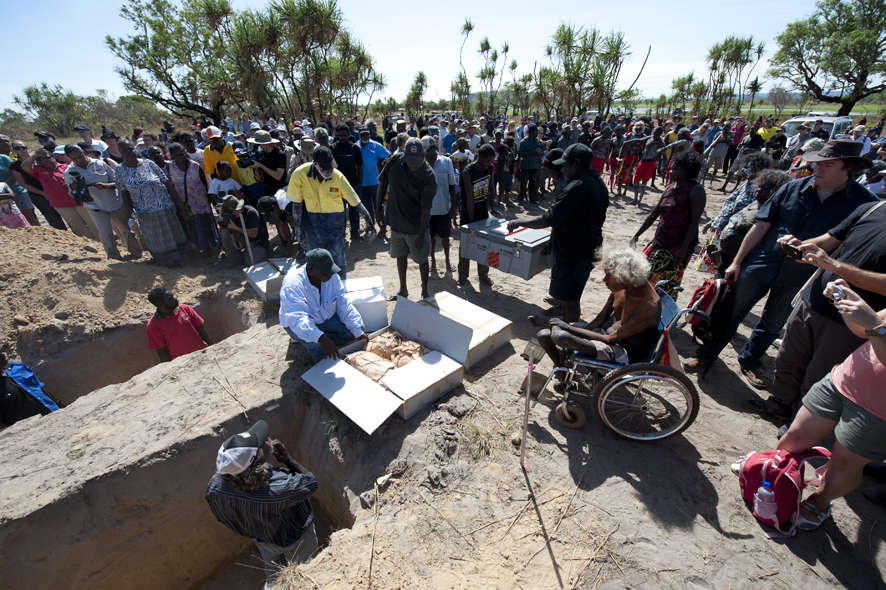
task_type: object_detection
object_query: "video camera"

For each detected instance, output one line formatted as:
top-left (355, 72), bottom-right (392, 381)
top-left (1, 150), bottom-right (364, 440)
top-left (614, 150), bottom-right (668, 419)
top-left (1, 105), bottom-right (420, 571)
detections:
top-left (67, 170), bottom-right (94, 205)
top-left (234, 145), bottom-right (260, 168)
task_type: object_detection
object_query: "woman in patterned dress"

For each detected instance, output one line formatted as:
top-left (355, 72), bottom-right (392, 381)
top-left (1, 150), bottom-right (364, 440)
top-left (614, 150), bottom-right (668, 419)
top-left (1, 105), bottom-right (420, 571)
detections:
top-left (632, 150), bottom-right (707, 300)
top-left (115, 139), bottom-right (191, 264)
top-left (167, 142), bottom-right (220, 253)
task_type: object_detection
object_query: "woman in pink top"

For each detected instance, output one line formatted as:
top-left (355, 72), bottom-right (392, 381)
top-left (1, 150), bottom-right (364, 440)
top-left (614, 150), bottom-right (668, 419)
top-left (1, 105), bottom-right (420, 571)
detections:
top-left (167, 142), bottom-right (220, 253)
top-left (777, 280), bottom-right (886, 530)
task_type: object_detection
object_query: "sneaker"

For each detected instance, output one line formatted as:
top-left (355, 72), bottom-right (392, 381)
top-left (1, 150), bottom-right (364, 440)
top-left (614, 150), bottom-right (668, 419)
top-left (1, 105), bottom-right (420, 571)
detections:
top-left (740, 365), bottom-right (768, 389)
top-left (683, 357), bottom-right (711, 373)
top-left (742, 398), bottom-right (792, 420)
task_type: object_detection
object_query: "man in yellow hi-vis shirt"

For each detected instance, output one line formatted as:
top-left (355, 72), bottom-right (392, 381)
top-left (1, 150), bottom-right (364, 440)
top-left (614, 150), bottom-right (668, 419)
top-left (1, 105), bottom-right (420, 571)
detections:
top-left (286, 146), bottom-right (375, 280)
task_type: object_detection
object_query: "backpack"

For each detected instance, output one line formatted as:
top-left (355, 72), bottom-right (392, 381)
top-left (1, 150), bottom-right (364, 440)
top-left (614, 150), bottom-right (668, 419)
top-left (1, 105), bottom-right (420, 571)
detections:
top-left (686, 278), bottom-right (735, 346)
top-left (733, 447), bottom-right (831, 537)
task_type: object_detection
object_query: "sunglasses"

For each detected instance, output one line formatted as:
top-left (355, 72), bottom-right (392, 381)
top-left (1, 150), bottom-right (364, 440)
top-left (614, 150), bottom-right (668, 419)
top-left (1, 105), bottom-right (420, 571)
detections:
top-left (13, 145), bottom-right (28, 151)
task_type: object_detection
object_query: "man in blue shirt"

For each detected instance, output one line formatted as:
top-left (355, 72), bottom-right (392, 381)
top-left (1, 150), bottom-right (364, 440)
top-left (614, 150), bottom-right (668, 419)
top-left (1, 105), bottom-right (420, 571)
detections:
top-left (206, 420), bottom-right (319, 584)
top-left (684, 140), bottom-right (877, 393)
top-left (358, 126), bottom-right (390, 226)
top-left (705, 120), bottom-right (722, 149)
top-left (278, 248), bottom-right (368, 361)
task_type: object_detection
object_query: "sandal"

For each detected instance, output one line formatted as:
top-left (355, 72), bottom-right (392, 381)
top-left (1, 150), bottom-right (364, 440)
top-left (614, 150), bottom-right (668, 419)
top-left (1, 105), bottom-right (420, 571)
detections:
top-left (797, 501), bottom-right (832, 530)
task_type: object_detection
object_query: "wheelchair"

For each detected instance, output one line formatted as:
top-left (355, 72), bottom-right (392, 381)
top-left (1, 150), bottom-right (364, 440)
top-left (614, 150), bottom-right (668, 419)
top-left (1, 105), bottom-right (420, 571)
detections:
top-left (534, 281), bottom-right (707, 442)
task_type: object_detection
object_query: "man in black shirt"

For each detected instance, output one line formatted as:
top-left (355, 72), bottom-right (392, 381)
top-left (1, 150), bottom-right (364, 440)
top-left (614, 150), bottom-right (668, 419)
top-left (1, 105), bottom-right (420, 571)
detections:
top-left (508, 144), bottom-right (609, 322)
top-left (376, 138), bottom-right (436, 299)
top-left (458, 144), bottom-right (496, 288)
top-left (762, 198), bottom-right (884, 420)
top-left (331, 123), bottom-right (364, 239)
top-left (219, 194), bottom-right (269, 266)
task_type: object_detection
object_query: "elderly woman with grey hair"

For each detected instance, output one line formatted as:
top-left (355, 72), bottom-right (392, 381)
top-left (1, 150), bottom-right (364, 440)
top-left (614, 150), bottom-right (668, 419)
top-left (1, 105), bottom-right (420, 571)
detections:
top-left (535, 246), bottom-right (663, 379)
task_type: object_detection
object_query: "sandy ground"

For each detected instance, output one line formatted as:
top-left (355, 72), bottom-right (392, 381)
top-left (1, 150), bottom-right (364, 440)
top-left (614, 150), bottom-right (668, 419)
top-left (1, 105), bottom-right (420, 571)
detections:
top-left (3, 171), bottom-right (885, 590)
top-left (202, 174), bottom-right (883, 590)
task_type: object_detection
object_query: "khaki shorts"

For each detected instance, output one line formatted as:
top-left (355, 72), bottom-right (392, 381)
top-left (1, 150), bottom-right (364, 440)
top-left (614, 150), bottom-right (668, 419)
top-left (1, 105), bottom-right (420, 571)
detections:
top-left (390, 230), bottom-right (431, 264)
top-left (588, 339), bottom-right (630, 365)
top-left (803, 373), bottom-right (886, 461)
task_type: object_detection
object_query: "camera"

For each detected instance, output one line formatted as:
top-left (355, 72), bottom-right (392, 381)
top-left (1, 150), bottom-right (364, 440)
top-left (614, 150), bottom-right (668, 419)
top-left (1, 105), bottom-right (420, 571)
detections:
top-left (780, 242), bottom-right (802, 259)
top-left (235, 146), bottom-right (260, 168)
top-left (67, 170), bottom-right (94, 205)
top-left (832, 285), bottom-right (844, 307)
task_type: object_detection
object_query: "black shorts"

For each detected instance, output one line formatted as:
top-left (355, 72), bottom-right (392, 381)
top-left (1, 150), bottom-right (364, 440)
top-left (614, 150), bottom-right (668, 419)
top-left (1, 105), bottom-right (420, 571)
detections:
top-left (549, 263), bottom-right (592, 302)
top-left (428, 214), bottom-right (451, 238)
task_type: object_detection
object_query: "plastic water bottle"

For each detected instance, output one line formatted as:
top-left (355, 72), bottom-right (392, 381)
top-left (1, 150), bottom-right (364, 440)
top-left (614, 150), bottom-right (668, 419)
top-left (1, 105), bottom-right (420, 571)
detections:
top-left (754, 480), bottom-right (779, 522)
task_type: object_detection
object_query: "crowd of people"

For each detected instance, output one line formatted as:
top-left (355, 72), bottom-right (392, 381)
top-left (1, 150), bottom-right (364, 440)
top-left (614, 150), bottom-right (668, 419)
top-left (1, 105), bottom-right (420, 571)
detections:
top-left (4, 106), bottom-right (886, 574)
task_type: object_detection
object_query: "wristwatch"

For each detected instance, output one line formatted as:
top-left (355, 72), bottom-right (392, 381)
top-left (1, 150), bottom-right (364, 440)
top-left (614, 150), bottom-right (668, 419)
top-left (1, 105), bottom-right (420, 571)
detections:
top-left (865, 323), bottom-right (886, 338)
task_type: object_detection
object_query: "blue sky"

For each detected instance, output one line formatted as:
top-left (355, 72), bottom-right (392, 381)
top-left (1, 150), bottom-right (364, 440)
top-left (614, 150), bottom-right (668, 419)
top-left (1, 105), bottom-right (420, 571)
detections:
top-left (1, 0), bottom-right (818, 114)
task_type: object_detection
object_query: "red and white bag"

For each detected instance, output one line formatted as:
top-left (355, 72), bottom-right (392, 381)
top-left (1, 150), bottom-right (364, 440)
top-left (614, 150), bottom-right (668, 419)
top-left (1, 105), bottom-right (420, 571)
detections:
top-left (733, 447), bottom-right (831, 537)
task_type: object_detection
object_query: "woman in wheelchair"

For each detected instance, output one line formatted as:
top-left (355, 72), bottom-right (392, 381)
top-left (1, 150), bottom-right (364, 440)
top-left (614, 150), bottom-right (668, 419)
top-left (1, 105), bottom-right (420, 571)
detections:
top-left (536, 246), bottom-right (662, 384)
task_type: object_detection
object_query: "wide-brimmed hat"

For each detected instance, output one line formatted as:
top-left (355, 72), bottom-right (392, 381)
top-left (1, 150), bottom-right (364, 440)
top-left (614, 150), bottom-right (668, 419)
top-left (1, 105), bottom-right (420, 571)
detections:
top-left (298, 138), bottom-right (316, 154)
top-left (247, 130), bottom-right (279, 145)
top-left (802, 139), bottom-right (872, 168)
top-left (221, 194), bottom-right (245, 212)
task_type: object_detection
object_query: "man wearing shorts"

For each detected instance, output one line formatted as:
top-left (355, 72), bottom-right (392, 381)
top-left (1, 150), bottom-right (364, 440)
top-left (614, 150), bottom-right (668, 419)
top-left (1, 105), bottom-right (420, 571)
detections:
top-left (508, 144), bottom-right (609, 322)
top-left (376, 137), bottom-right (436, 299)
top-left (458, 144), bottom-right (497, 288)
top-left (423, 136), bottom-right (457, 274)
top-left (632, 126), bottom-right (665, 204)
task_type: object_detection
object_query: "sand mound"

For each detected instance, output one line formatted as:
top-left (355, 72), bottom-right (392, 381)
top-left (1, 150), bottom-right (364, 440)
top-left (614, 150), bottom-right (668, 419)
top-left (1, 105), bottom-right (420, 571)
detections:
top-left (0, 226), bottom-right (243, 357)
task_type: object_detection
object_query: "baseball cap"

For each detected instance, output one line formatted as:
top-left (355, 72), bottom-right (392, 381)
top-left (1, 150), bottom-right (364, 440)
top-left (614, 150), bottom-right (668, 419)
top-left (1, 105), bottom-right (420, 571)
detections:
top-left (221, 194), bottom-right (245, 212)
top-left (306, 248), bottom-right (341, 274)
top-left (420, 136), bottom-right (437, 151)
top-left (206, 126), bottom-right (223, 140)
top-left (429, 125), bottom-right (439, 136)
top-left (553, 143), bottom-right (592, 166)
top-left (404, 137), bottom-right (424, 164)
top-left (313, 146), bottom-right (335, 170)
top-left (250, 122), bottom-right (261, 130)
top-left (215, 420), bottom-right (270, 475)
top-left (853, 125), bottom-right (866, 132)
top-left (74, 123), bottom-right (90, 132)
top-left (101, 129), bottom-right (117, 139)
top-left (358, 126), bottom-right (370, 135)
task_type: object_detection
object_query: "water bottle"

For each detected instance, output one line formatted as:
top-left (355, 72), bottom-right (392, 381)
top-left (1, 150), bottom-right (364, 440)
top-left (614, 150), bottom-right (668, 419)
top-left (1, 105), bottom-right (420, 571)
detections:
top-left (754, 480), bottom-right (779, 523)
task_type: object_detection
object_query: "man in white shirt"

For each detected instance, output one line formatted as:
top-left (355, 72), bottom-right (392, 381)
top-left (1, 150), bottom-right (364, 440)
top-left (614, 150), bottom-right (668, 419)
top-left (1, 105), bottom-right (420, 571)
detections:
top-left (423, 136), bottom-right (457, 273)
top-left (74, 124), bottom-right (108, 153)
top-left (841, 125), bottom-right (872, 156)
top-left (278, 248), bottom-right (367, 361)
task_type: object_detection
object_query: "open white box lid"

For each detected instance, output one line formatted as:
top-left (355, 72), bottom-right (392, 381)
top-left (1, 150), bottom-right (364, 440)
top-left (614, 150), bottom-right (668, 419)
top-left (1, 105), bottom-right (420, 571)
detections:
top-left (302, 358), bottom-right (403, 435)
top-left (301, 296), bottom-right (473, 433)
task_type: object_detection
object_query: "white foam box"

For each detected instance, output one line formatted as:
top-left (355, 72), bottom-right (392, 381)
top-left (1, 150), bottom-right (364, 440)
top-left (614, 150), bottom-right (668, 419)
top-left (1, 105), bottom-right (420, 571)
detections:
top-left (459, 217), bottom-right (552, 280)
top-left (302, 297), bottom-right (473, 432)
top-left (420, 291), bottom-right (512, 369)
top-left (344, 276), bottom-right (388, 333)
top-left (244, 258), bottom-right (297, 301)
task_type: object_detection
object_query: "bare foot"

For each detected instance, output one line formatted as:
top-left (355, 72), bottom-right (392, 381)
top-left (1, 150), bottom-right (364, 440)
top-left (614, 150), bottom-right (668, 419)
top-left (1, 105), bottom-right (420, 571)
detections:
top-left (389, 290), bottom-right (408, 301)
top-left (444, 260), bottom-right (456, 273)
top-left (430, 259), bottom-right (437, 273)
top-left (420, 290), bottom-right (429, 299)
top-left (527, 315), bottom-right (551, 328)
top-left (479, 276), bottom-right (494, 287)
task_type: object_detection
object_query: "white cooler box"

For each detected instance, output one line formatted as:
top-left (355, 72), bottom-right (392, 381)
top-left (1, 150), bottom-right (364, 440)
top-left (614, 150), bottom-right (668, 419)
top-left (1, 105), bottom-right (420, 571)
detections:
top-left (245, 258), bottom-right (298, 300)
top-left (459, 217), bottom-right (551, 280)
top-left (302, 297), bottom-right (473, 434)
top-left (344, 276), bottom-right (388, 333)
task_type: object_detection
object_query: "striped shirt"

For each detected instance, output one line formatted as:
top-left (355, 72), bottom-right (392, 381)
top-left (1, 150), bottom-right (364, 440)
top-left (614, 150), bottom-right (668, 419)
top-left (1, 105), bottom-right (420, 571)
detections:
top-left (206, 467), bottom-right (318, 546)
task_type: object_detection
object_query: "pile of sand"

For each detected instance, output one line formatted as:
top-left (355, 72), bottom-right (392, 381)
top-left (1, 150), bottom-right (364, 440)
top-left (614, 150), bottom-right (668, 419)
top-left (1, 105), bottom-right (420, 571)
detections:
top-left (0, 226), bottom-right (242, 357)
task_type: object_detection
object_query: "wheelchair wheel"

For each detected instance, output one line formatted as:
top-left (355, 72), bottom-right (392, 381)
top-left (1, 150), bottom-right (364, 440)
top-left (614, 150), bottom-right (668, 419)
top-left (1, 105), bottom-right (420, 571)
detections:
top-left (592, 363), bottom-right (699, 442)
top-left (555, 403), bottom-right (586, 429)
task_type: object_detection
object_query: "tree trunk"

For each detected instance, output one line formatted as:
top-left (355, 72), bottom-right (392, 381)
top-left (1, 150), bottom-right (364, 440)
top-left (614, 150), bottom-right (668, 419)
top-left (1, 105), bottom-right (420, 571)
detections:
top-left (836, 101), bottom-right (856, 117)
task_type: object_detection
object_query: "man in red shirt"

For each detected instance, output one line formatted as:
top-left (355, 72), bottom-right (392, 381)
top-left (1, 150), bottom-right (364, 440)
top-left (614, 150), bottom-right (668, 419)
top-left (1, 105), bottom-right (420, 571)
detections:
top-left (146, 288), bottom-right (214, 362)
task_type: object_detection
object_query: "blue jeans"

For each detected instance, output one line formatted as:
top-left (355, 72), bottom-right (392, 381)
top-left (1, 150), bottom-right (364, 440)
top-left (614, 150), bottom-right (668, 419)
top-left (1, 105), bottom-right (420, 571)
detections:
top-left (302, 210), bottom-right (347, 280)
top-left (695, 273), bottom-right (800, 369)
top-left (284, 313), bottom-right (360, 359)
top-left (253, 523), bottom-right (318, 582)
top-left (242, 181), bottom-right (265, 208)
top-left (346, 183), bottom-right (363, 236)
